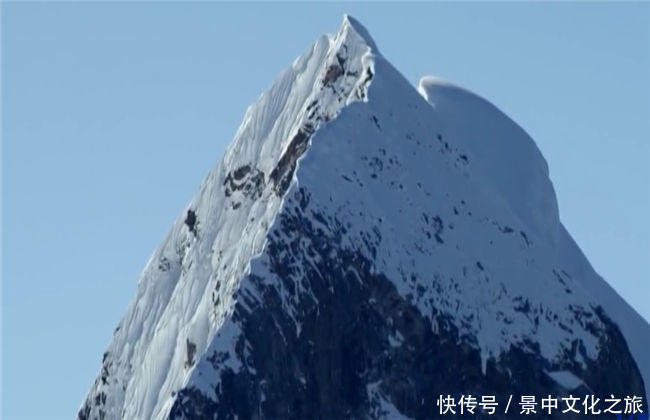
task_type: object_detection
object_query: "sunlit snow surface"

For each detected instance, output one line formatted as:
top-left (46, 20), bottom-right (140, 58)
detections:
top-left (81, 16), bottom-right (649, 420)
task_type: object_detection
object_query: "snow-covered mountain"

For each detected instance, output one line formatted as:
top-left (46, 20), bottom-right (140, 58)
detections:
top-left (80, 16), bottom-right (648, 419)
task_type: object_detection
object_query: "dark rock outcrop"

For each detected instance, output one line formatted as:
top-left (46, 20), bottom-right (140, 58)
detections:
top-left (169, 190), bottom-right (646, 420)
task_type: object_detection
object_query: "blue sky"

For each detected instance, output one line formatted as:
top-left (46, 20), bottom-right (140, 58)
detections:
top-left (2, 2), bottom-right (648, 419)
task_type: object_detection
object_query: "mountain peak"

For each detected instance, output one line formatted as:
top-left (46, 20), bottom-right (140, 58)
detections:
top-left (339, 14), bottom-right (379, 53)
top-left (80, 17), bottom-right (649, 420)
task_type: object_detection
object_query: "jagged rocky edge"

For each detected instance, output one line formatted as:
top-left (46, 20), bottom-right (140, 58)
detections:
top-left (79, 15), bottom-right (378, 420)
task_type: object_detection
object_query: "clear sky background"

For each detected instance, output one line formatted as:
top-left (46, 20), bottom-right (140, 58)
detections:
top-left (2, 2), bottom-right (648, 419)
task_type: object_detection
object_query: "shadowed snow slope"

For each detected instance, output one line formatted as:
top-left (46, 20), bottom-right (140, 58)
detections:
top-left (80, 16), bottom-right (648, 420)
top-left (417, 76), bottom-right (559, 244)
top-left (418, 76), bottom-right (649, 400)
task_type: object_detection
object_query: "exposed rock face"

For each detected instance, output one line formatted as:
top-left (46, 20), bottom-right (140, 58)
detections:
top-left (169, 192), bottom-right (645, 419)
top-left (223, 165), bottom-right (265, 209)
top-left (80, 15), bottom-right (648, 420)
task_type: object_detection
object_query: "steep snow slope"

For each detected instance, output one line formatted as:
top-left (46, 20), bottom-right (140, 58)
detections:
top-left (81, 16), bottom-right (376, 420)
top-left (417, 76), bottom-right (559, 244)
top-left (81, 16), bottom-right (648, 420)
top-left (417, 76), bottom-right (650, 399)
